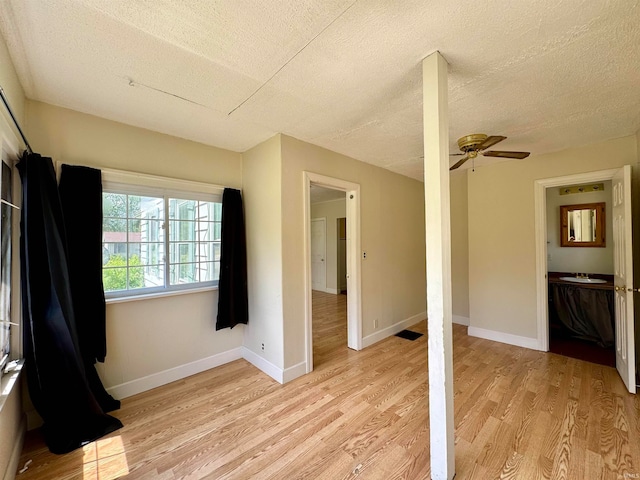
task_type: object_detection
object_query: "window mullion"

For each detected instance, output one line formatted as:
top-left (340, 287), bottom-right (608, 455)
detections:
top-left (164, 196), bottom-right (170, 289)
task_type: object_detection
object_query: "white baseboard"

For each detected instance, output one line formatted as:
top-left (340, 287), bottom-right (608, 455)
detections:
top-left (283, 361), bottom-right (307, 383)
top-left (453, 315), bottom-right (470, 326)
top-left (468, 326), bottom-right (541, 350)
top-left (362, 311), bottom-right (427, 348)
top-left (107, 348), bottom-right (243, 399)
top-left (241, 347), bottom-right (285, 384)
top-left (4, 415), bottom-right (25, 480)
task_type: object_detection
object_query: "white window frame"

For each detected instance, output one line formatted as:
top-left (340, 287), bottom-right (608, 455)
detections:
top-left (100, 168), bottom-right (225, 302)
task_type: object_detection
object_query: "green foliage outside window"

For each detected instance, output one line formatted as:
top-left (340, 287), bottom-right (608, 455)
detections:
top-left (102, 254), bottom-right (144, 291)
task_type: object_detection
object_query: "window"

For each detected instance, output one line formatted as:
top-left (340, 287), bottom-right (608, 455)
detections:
top-left (101, 169), bottom-right (223, 298)
top-left (0, 158), bottom-right (14, 373)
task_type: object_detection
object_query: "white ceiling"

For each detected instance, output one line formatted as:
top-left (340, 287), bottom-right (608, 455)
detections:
top-left (1, 1), bottom-right (639, 181)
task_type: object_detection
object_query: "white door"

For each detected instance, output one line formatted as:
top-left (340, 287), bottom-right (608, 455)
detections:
top-left (613, 165), bottom-right (636, 394)
top-left (311, 218), bottom-right (326, 291)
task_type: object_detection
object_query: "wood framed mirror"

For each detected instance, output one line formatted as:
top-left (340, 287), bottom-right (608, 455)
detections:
top-left (560, 202), bottom-right (606, 247)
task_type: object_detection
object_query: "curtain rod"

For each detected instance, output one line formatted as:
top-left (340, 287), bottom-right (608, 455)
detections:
top-left (0, 85), bottom-right (32, 154)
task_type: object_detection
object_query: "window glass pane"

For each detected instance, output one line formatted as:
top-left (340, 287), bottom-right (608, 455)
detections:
top-left (170, 263), bottom-right (198, 285)
top-left (136, 219), bottom-right (163, 242)
top-left (214, 222), bottom-right (221, 240)
top-left (170, 221), bottom-right (195, 242)
top-left (128, 266), bottom-right (145, 290)
top-left (198, 261), bottom-right (219, 282)
top-left (103, 193), bottom-right (127, 218)
top-left (213, 202), bottom-right (222, 222)
top-left (103, 217), bottom-right (127, 235)
top-left (175, 242), bottom-right (194, 264)
top-left (103, 266), bottom-right (127, 292)
top-left (143, 265), bottom-right (164, 288)
top-left (128, 243), bottom-right (141, 260)
top-left (102, 243), bottom-right (128, 265)
top-left (130, 243), bottom-right (164, 266)
top-left (195, 222), bottom-right (215, 242)
top-left (129, 195), bottom-right (163, 218)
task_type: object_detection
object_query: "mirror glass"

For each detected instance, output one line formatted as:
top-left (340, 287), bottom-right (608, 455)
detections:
top-left (560, 202), bottom-right (605, 247)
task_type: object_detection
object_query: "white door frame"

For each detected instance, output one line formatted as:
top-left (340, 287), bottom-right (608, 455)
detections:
top-left (303, 172), bottom-right (362, 373)
top-left (310, 217), bottom-right (327, 291)
top-left (534, 168), bottom-right (619, 351)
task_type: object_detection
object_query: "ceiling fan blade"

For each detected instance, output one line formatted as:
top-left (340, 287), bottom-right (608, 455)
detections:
top-left (449, 155), bottom-right (470, 171)
top-left (478, 136), bottom-right (506, 150)
top-left (482, 150), bottom-right (530, 159)
top-left (450, 153), bottom-right (465, 156)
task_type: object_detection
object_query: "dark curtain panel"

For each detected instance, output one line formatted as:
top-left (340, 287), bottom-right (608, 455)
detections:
top-left (59, 164), bottom-right (120, 413)
top-left (216, 188), bottom-right (248, 330)
top-left (550, 283), bottom-right (614, 347)
top-left (18, 153), bottom-right (122, 454)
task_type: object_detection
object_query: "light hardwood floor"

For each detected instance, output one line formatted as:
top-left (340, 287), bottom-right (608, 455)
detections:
top-left (17, 291), bottom-right (640, 479)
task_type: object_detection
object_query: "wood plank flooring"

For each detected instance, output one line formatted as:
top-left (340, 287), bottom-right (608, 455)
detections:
top-left (17, 291), bottom-right (640, 479)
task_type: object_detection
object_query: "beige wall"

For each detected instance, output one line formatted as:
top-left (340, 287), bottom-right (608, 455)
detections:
top-left (25, 101), bottom-right (245, 391)
top-left (242, 135), bottom-right (284, 368)
top-left (311, 198), bottom-right (346, 292)
top-left (280, 135), bottom-right (426, 368)
top-left (468, 136), bottom-right (637, 339)
top-left (0, 32), bottom-right (25, 480)
top-left (546, 182), bottom-right (613, 274)
top-left (450, 171), bottom-right (469, 320)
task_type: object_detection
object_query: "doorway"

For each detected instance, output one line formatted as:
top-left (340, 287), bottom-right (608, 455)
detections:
top-left (535, 167), bottom-right (636, 393)
top-left (303, 172), bottom-right (362, 374)
top-left (545, 180), bottom-right (614, 367)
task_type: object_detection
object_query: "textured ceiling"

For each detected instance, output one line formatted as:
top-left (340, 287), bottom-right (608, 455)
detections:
top-left (1, 0), bottom-right (639, 180)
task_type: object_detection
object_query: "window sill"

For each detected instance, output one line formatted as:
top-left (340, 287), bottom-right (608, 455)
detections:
top-left (0, 358), bottom-right (24, 414)
top-left (105, 285), bottom-right (218, 304)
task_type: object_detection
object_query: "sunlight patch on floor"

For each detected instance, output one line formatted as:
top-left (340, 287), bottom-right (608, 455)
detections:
top-left (81, 435), bottom-right (129, 480)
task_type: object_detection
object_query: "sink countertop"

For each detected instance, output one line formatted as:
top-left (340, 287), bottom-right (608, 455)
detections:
top-left (548, 271), bottom-right (614, 290)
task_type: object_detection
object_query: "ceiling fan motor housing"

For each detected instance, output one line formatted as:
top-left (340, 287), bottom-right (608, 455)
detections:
top-left (457, 133), bottom-right (488, 152)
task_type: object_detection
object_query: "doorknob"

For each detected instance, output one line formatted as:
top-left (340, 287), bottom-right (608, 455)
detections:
top-left (630, 287), bottom-right (640, 293)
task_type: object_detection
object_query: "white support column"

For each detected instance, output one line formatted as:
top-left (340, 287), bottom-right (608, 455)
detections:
top-left (422, 51), bottom-right (455, 480)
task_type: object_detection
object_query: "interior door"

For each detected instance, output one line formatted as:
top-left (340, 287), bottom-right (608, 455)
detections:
top-left (613, 165), bottom-right (636, 394)
top-left (311, 218), bottom-right (326, 291)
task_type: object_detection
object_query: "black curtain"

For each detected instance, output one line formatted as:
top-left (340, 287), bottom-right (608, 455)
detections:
top-left (216, 188), bottom-right (248, 330)
top-left (19, 153), bottom-right (122, 454)
top-left (59, 164), bottom-right (120, 412)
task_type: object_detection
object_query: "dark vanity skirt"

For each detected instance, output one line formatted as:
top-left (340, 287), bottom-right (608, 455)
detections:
top-left (549, 283), bottom-right (614, 348)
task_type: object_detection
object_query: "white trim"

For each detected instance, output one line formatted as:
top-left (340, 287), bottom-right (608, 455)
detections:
top-left (283, 361), bottom-right (307, 383)
top-left (241, 347), bottom-right (284, 384)
top-left (56, 162), bottom-right (227, 195)
top-left (452, 315), bottom-right (470, 326)
top-left (4, 415), bottom-right (25, 480)
top-left (303, 172), bottom-right (362, 375)
top-left (534, 168), bottom-right (619, 353)
top-left (106, 347), bottom-right (243, 399)
top-left (468, 326), bottom-right (542, 350)
top-left (362, 311), bottom-right (426, 348)
top-left (0, 359), bottom-right (23, 414)
top-left (105, 285), bottom-right (217, 304)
